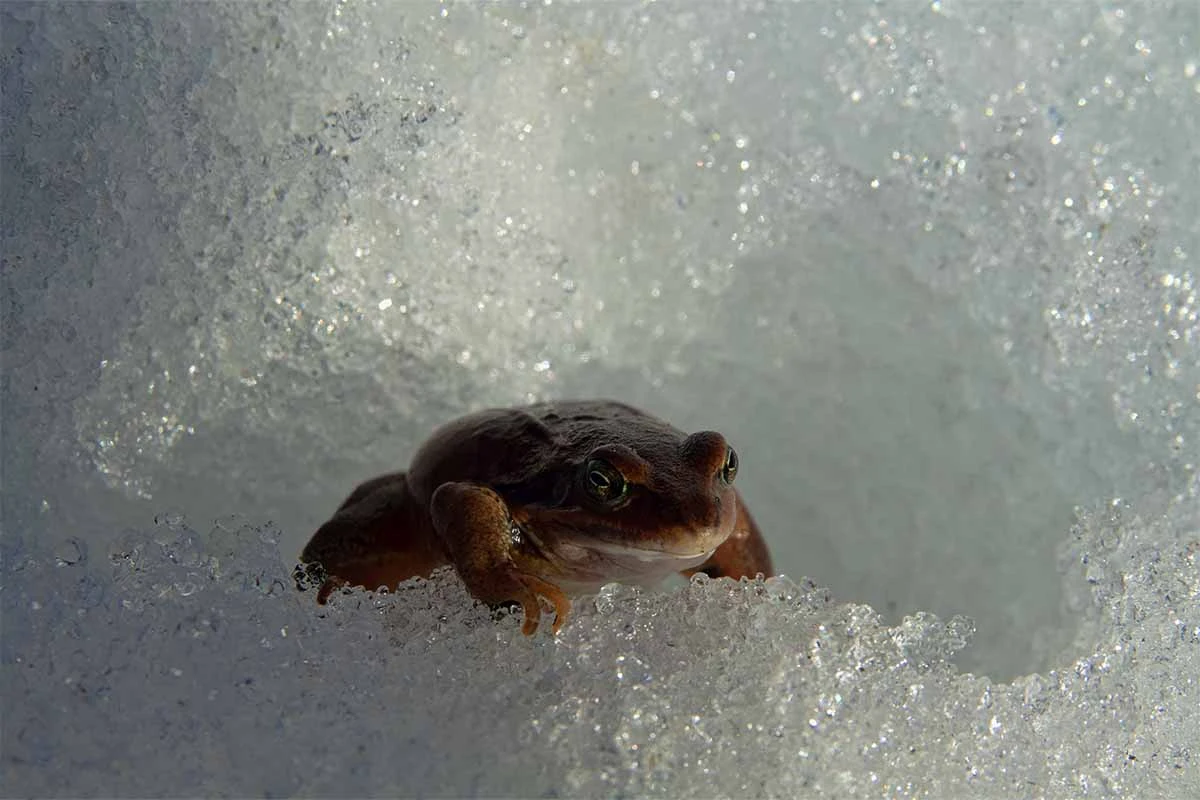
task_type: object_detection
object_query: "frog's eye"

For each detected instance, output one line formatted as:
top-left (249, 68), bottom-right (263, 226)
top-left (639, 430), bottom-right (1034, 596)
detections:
top-left (584, 458), bottom-right (628, 504)
top-left (720, 446), bottom-right (739, 485)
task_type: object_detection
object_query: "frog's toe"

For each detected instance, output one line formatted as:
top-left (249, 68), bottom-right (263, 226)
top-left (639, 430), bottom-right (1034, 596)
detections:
top-left (490, 572), bottom-right (569, 635)
top-left (517, 574), bottom-right (571, 635)
top-left (516, 594), bottom-right (542, 636)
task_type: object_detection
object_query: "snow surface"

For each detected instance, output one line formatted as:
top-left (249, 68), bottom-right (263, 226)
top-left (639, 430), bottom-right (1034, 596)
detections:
top-left (2, 1), bottom-right (1197, 796)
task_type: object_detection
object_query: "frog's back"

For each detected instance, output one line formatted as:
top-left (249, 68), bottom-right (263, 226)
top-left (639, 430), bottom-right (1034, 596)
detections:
top-left (406, 400), bottom-right (675, 503)
top-left (524, 399), bottom-right (688, 456)
top-left (525, 398), bottom-right (648, 424)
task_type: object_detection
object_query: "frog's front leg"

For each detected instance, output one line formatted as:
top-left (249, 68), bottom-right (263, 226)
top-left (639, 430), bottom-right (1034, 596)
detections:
top-left (430, 481), bottom-right (570, 635)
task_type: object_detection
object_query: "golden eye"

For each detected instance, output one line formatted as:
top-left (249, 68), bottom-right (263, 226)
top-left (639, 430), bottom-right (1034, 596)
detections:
top-left (584, 459), bottom-right (627, 504)
top-left (721, 447), bottom-right (739, 485)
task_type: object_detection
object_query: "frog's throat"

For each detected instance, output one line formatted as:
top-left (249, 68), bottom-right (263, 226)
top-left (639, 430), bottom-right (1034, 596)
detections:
top-left (517, 523), bottom-right (720, 583)
top-left (520, 531), bottom-right (716, 595)
top-left (580, 538), bottom-right (718, 563)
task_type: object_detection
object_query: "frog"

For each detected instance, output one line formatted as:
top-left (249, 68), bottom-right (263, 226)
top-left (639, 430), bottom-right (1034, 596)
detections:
top-left (299, 399), bottom-right (774, 634)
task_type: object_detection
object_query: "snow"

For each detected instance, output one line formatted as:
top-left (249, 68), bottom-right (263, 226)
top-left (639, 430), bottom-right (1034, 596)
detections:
top-left (4, 508), bottom-right (1196, 796)
top-left (2, 1), bottom-right (1197, 796)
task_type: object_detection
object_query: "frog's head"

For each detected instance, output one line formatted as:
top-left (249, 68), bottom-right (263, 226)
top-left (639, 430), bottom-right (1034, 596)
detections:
top-left (510, 428), bottom-right (742, 591)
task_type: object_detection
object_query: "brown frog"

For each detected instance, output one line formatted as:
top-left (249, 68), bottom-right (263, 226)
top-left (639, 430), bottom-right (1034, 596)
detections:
top-left (300, 400), bottom-right (774, 633)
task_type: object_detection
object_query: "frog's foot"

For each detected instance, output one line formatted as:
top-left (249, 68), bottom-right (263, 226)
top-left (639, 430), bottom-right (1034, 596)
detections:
top-left (431, 481), bottom-right (570, 635)
top-left (482, 572), bottom-right (571, 635)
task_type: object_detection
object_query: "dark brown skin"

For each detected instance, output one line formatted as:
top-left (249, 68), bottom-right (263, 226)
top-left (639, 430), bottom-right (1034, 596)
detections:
top-left (300, 400), bottom-right (774, 634)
